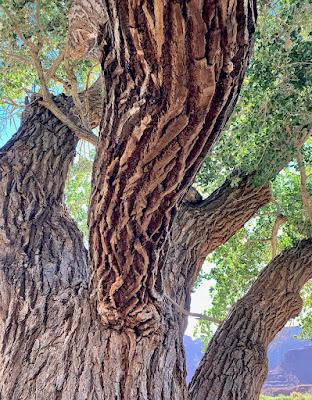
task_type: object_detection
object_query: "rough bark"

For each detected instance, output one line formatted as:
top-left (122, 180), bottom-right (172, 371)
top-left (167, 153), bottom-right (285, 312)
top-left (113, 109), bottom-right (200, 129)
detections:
top-left (0, 98), bottom-right (109, 399)
top-left (3, 1), bottom-right (308, 400)
top-left (164, 176), bottom-right (272, 311)
top-left (189, 238), bottom-right (312, 400)
top-left (84, 1), bottom-right (257, 397)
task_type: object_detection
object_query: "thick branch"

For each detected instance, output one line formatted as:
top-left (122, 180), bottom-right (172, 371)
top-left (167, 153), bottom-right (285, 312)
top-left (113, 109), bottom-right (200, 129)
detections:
top-left (189, 238), bottom-right (312, 400)
top-left (164, 176), bottom-right (272, 305)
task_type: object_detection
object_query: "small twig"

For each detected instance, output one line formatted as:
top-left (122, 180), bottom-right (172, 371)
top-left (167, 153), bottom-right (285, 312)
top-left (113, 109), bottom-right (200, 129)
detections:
top-left (35, 0), bottom-right (43, 49)
top-left (46, 48), bottom-right (66, 81)
top-left (0, 5), bottom-right (35, 50)
top-left (65, 61), bottom-right (92, 131)
top-left (164, 293), bottom-right (222, 324)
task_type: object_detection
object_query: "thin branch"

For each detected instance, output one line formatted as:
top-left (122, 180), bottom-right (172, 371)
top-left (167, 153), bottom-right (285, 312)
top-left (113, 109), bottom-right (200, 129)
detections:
top-left (65, 61), bottom-right (92, 131)
top-left (271, 213), bottom-right (288, 258)
top-left (35, 0), bottom-right (43, 49)
top-left (164, 293), bottom-right (222, 324)
top-left (46, 49), bottom-right (66, 81)
top-left (0, 3), bottom-right (98, 146)
top-left (0, 49), bottom-right (32, 64)
top-left (0, 5), bottom-right (35, 50)
top-left (39, 100), bottom-right (98, 146)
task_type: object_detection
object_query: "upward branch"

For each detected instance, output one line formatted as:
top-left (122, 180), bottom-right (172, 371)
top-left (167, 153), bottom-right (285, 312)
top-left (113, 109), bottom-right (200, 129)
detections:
top-left (189, 238), bottom-right (312, 400)
top-left (0, 3), bottom-right (98, 146)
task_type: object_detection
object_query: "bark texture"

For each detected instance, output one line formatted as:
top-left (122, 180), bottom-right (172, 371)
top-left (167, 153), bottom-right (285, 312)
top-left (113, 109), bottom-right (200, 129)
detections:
top-left (84, 0), bottom-right (255, 365)
top-left (189, 238), bottom-right (312, 400)
top-left (164, 176), bottom-right (272, 311)
top-left (84, 1), bottom-right (257, 397)
top-left (2, 1), bottom-right (310, 400)
top-left (0, 99), bottom-right (108, 399)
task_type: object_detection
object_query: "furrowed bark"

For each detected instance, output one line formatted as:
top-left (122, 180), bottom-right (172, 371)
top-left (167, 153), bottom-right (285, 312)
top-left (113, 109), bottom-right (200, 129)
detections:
top-left (164, 176), bottom-right (272, 310)
top-left (89, 0), bottom-right (256, 329)
top-left (79, 1), bottom-right (257, 397)
top-left (189, 238), bottom-right (312, 400)
top-left (0, 98), bottom-right (108, 399)
top-left (0, 97), bottom-right (190, 399)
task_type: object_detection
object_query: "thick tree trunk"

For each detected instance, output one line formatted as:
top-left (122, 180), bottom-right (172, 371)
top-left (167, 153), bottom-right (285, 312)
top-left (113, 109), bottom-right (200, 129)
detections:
top-left (0, 99), bottom-right (109, 399)
top-left (3, 1), bottom-right (310, 400)
top-left (189, 239), bottom-right (312, 400)
top-left (0, 97), bottom-right (309, 400)
top-left (86, 1), bottom-right (256, 397)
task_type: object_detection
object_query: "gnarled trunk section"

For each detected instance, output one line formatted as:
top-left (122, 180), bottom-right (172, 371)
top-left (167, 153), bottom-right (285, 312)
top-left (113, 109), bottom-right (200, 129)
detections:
top-left (87, 1), bottom-right (257, 396)
top-left (2, 1), bottom-right (311, 400)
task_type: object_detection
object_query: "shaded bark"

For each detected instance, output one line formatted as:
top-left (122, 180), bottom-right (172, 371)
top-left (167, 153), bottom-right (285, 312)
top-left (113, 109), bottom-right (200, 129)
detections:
top-left (3, 1), bottom-right (309, 400)
top-left (189, 238), bottom-right (312, 400)
top-left (0, 99), bottom-right (108, 399)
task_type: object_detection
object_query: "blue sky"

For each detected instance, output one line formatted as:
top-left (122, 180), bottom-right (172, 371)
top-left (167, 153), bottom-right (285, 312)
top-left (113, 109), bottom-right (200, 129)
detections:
top-left (0, 110), bottom-right (20, 146)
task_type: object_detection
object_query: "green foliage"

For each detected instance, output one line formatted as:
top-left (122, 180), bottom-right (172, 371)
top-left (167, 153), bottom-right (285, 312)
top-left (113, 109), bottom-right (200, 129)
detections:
top-left (196, 0), bottom-right (312, 194)
top-left (195, 0), bottom-right (312, 344)
top-left (0, 0), bottom-right (70, 103)
top-left (0, 0), bottom-right (100, 108)
top-left (195, 149), bottom-right (312, 345)
top-left (64, 145), bottom-right (94, 240)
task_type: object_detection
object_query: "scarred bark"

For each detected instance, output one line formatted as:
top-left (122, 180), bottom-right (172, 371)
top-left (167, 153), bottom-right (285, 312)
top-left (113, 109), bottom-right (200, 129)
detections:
top-left (189, 238), bottom-right (312, 400)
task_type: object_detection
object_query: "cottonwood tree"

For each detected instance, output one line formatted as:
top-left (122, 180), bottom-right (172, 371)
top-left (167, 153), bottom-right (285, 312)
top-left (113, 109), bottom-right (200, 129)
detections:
top-left (0, 0), bottom-right (311, 399)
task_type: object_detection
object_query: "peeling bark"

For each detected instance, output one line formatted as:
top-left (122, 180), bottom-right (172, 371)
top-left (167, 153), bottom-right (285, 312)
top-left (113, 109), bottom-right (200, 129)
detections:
top-left (189, 238), bottom-right (312, 400)
top-left (89, 0), bottom-right (256, 332)
top-left (2, 1), bottom-right (308, 400)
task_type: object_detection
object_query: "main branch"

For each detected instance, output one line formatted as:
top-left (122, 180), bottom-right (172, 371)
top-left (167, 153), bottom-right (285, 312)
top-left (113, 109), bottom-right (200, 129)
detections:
top-left (189, 238), bottom-right (312, 400)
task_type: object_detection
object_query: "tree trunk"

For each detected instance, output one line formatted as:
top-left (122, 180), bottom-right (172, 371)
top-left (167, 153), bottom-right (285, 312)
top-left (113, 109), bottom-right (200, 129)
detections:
top-left (2, 1), bottom-right (311, 400)
top-left (86, 1), bottom-right (256, 396)
top-left (0, 98), bottom-right (109, 399)
top-left (0, 95), bottom-right (310, 400)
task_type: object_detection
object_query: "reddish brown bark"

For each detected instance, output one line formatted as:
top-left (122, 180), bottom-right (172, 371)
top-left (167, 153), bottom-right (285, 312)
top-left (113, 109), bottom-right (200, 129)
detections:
top-left (89, 0), bottom-right (256, 334)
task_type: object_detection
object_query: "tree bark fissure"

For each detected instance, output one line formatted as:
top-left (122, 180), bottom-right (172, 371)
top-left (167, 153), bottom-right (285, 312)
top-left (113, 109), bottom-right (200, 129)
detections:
top-left (0, 99), bottom-right (110, 400)
top-left (165, 176), bottom-right (272, 306)
top-left (2, 1), bottom-right (310, 400)
top-left (89, 0), bottom-right (257, 335)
